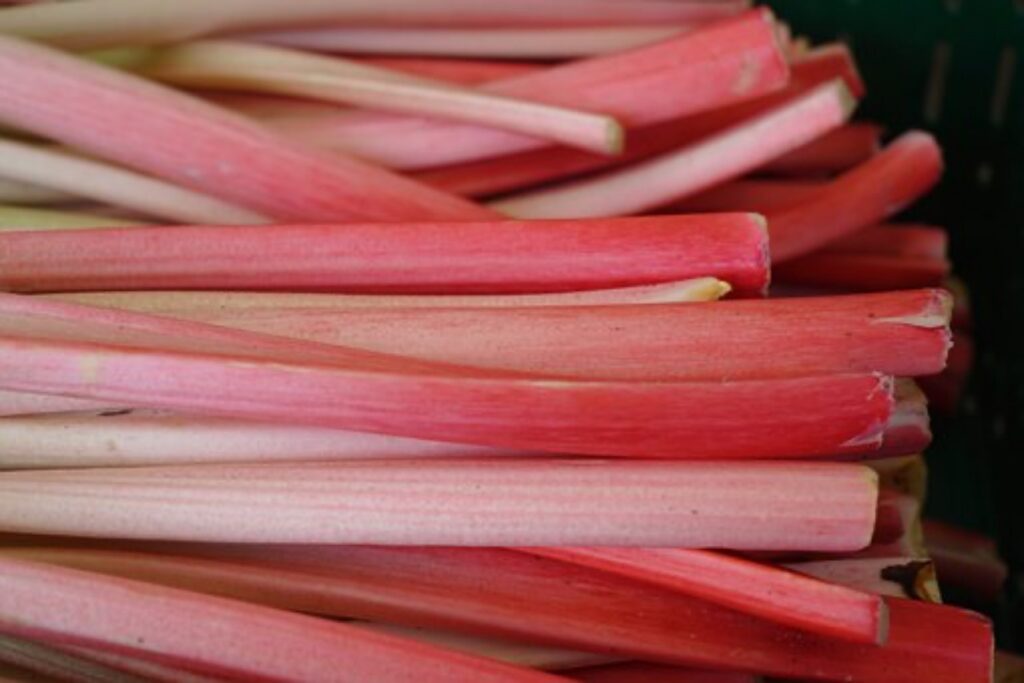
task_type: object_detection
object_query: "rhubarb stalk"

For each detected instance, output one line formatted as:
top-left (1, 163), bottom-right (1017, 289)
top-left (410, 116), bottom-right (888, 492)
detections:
top-left (526, 547), bottom-right (887, 643)
top-left (0, 556), bottom-right (562, 682)
top-left (0, 34), bottom-right (493, 222)
top-left (66, 289), bottom-right (952, 381)
top-left (0, 459), bottom-right (880, 549)
top-left (492, 80), bottom-right (855, 218)
top-left (0, 214), bottom-right (770, 295)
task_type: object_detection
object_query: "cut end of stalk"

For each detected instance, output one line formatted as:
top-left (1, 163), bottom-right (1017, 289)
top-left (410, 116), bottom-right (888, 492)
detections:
top-left (604, 118), bottom-right (626, 156)
top-left (873, 288), bottom-right (953, 329)
top-left (748, 212), bottom-right (772, 294)
top-left (840, 374), bottom-right (894, 452)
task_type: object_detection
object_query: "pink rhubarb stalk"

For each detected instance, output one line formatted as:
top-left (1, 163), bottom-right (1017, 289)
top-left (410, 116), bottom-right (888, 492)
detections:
top-left (416, 50), bottom-right (858, 197)
top-left (0, 410), bottom-right (525, 469)
top-left (0, 293), bottom-right (893, 459)
top-left (357, 57), bottom-right (541, 85)
top-left (77, 288), bottom-right (953, 381)
top-left (138, 40), bottom-right (624, 154)
top-left (271, 10), bottom-right (790, 170)
top-left (0, 390), bottom-right (116, 418)
top-left (0, 459), bottom-right (880, 549)
top-left (0, 544), bottom-right (992, 682)
top-left (0, 0), bottom-right (747, 49)
top-left (0, 556), bottom-right (560, 682)
top-left (0, 34), bottom-right (493, 222)
top-left (786, 557), bottom-right (941, 602)
top-left (491, 80), bottom-right (855, 218)
top-left (0, 214), bottom-right (770, 295)
top-left (248, 25), bottom-right (689, 60)
top-left (0, 138), bottom-right (266, 225)
top-left (526, 547), bottom-right (887, 643)
top-left (768, 131), bottom-right (944, 261)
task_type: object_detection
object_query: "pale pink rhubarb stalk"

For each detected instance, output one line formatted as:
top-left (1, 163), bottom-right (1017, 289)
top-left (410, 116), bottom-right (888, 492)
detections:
top-left (50, 277), bottom-right (731, 314)
top-left (570, 663), bottom-right (758, 683)
top-left (74, 289), bottom-right (954, 382)
top-left (492, 80), bottom-right (854, 219)
top-left (0, 138), bottom-right (266, 224)
top-left (247, 25), bottom-right (689, 60)
top-left (271, 10), bottom-right (790, 169)
top-left (0, 545), bottom-right (993, 683)
top-left (0, 293), bottom-right (893, 459)
top-left (357, 57), bottom-right (541, 85)
top-left (0, 214), bottom-right (770, 295)
top-left (769, 131), bottom-right (944, 261)
top-left (526, 547), bottom-right (887, 643)
top-left (759, 121), bottom-right (881, 174)
top-left (786, 557), bottom-right (941, 602)
top-left (0, 410), bottom-right (527, 469)
top-left (0, 389), bottom-right (116, 417)
top-left (0, 0), bottom-right (747, 49)
top-left (0, 35), bottom-right (493, 222)
top-left (0, 459), bottom-right (880, 549)
top-left (137, 40), bottom-right (625, 154)
top-left (775, 252), bottom-right (951, 292)
top-left (0, 557), bottom-right (562, 682)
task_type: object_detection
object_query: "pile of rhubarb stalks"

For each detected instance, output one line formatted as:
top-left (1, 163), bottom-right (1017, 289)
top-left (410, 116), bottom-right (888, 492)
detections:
top-left (0, 1), bottom-right (999, 681)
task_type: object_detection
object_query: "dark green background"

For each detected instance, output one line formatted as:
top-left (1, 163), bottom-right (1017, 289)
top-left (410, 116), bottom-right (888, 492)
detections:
top-left (769, 0), bottom-right (1023, 649)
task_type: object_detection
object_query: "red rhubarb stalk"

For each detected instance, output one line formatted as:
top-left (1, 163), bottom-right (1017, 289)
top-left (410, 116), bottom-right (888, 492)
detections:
top-left (785, 557), bottom-right (941, 601)
top-left (492, 80), bottom-right (854, 218)
top-left (0, 459), bottom-right (880, 549)
top-left (525, 547), bottom-right (887, 643)
top-left (272, 10), bottom-right (789, 170)
top-left (768, 131), bottom-right (944, 261)
top-left (137, 40), bottom-right (625, 154)
top-left (0, 556), bottom-right (561, 682)
top-left (78, 289), bottom-right (952, 381)
top-left (666, 178), bottom-right (824, 213)
top-left (0, 35), bottom-right (493, 222)
top-left (826, 224), bottom-right (949, 260)
top-left (0, 138), bottom-right (266, 225)
top-left (570, 663), bottom-right (757, 683)
top-left (248, 25), bottom-right (690, 60)
top-left (0, 0), bottom-right (747, 49)
top-left (0, 294), bottom-right (893, 459)
top-left (775, 252), bottom-right (951, 291)
top-left (0, 544), bottom-right (992, 682)
top-left (0, 214), bottom-right (770, 295)
top-left (759, 121), bottom-right (881, 174)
